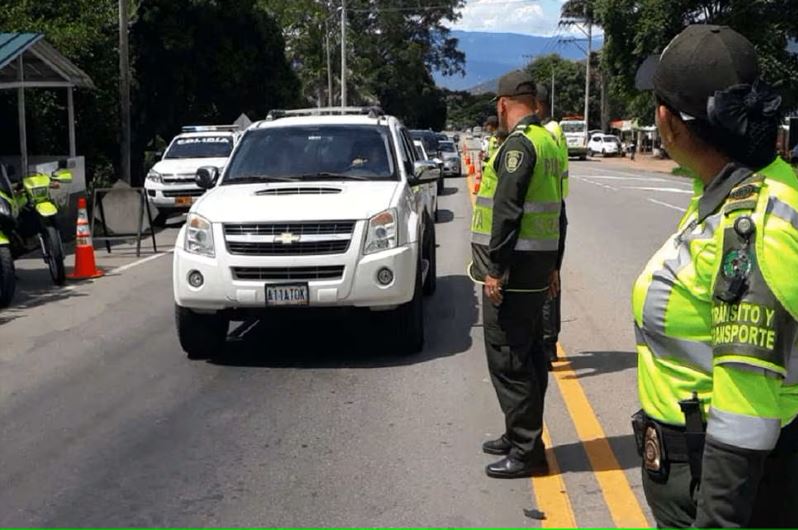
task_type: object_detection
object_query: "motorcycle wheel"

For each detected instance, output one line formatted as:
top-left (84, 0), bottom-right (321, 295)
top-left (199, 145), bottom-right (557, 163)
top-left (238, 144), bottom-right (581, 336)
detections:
top-left (42, 225), bottom-right (66, 286)
top-left (0, 245), bottom-right (15, 307)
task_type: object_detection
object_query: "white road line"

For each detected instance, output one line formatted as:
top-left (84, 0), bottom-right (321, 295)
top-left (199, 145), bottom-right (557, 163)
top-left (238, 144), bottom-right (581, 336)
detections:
top-left (109, 250), bottom-right (174, 274)
top-left (626, 186), bottom-right (692, 194)
top-left (577, 175), bottom-right (669, 182)
top-left (579, 177), bottom-right (618, 191)
top-left (648, 198), bottom-right (687, 212)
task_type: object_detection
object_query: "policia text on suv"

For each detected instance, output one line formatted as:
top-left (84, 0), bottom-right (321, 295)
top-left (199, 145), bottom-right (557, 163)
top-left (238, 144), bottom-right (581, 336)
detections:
top-left (633, 25), bottom-right (798, 528)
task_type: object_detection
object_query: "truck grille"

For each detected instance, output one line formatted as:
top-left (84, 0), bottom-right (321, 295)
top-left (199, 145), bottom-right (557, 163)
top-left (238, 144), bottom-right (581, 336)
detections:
top-left (223, 221), bottom-right (356, 256)
top-left (162, 189), bottom-right (205, 197)
top-left (162, 173), bottom-right (196, 184)
top-left (231, 266), bottom-right (344, 281)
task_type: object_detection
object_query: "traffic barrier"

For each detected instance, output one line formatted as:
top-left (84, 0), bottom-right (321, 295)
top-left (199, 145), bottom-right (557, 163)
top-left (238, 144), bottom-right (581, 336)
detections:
top-left (67, 196), bottom-right (104, 280)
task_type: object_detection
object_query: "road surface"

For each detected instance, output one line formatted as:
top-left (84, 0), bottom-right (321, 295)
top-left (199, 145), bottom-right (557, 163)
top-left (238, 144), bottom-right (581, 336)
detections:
top-left (0, 158), bottom-right (692, 527)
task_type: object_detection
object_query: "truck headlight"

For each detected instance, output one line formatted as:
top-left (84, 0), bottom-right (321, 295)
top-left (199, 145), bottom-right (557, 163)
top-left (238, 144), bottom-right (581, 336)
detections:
top-left (185, 213), bottom-right (214, 257)
top-left (364, 208), bottom-right (398, 255)
top-left (147, 170), bottom-right (163, 184)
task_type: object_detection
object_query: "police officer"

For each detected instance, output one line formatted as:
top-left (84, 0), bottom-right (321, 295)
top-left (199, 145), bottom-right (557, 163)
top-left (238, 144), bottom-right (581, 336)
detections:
top-left (471, 70), bottom-right (563, 478)
top-left (633, 25), bottom-right (798, 527)
top-left (482, 116), bottom-right (500, 164)
top-left (536, 83), bottom-right (569, 365)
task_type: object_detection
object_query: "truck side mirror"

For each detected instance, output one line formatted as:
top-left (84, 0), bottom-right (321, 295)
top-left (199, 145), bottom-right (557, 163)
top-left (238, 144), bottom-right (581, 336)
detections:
top-left (196, 166), bottom-right (219, 189)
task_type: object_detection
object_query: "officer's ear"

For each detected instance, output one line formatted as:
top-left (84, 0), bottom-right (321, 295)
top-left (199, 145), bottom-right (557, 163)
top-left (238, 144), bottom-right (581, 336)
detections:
top-left (656, 104), bottom-right (680, 148)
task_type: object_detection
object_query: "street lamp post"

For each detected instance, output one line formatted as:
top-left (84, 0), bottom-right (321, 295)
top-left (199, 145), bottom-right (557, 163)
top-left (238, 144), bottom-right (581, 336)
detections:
top-left (119, 0), bottom-right (131, 184)
top-left (340, 0), bottom-right (347, 108)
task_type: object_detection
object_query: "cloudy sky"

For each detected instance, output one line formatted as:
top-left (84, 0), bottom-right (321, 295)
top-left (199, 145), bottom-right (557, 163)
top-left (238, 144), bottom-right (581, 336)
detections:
top-left (450, 0), bottom-right (567, 36)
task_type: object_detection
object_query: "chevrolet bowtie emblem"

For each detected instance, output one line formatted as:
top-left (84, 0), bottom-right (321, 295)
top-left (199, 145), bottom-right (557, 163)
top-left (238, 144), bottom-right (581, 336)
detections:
top-left (277, 232), bottom-right (300, 245)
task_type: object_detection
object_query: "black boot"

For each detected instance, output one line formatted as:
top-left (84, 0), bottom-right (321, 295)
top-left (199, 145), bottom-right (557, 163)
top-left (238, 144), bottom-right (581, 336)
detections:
top-left (485, 454), bottom-right (549, 479)
top-left (482, 435), bottom-right (512, 455)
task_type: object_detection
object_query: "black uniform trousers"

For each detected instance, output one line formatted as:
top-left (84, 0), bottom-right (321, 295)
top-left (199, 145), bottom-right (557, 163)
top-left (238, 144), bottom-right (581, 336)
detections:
top-left (541, 203), bottom-right (567, 361)
top-left (642, 445), bottom-right (798, 528)
top-left (482, 289), bottom-right (548, 461)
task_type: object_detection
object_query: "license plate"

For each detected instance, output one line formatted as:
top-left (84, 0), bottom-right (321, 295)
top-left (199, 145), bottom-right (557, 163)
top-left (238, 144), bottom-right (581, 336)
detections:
top-left (175, 196), bottom-right (193, 206)
top-left (266, 284), bottom-right (309, 306)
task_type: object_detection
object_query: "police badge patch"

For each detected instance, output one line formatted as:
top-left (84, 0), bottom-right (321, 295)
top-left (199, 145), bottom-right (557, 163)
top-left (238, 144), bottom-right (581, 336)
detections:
top-left (504, 150), bottom-right (524, 173)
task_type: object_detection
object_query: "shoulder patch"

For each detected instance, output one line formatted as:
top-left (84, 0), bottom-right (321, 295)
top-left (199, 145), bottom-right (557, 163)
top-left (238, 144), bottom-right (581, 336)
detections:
top-left (504, 150), bottom-right (524, 173)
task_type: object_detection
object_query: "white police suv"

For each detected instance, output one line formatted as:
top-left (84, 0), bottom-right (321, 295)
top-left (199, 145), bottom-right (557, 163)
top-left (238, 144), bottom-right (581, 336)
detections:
top-left (145, 126), bottom-right (240, 225)
top-left (172, 108), bottom-right (440, 358)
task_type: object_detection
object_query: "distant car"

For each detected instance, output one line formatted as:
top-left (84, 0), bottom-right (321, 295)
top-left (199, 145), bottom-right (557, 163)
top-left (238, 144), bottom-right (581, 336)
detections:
top-left (410, 130), bottom-right (444, 193)
top-left (437, 140), bottom-right (461, 178)
top-left (588, 134), bottom-right (622, 157)
top-left (413, 140), bottom-right (440, 221)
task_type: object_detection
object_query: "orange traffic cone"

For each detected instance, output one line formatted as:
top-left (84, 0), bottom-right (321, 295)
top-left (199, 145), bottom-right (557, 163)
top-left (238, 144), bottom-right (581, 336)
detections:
top-left (67, 197), bottom-right (104, 280)
top-left (465, 154), bottom-right (471, 166)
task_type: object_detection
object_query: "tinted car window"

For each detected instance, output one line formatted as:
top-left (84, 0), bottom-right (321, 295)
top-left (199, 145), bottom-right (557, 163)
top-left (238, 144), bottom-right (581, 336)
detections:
top-left (224, 125), bottom-right (397, 182)
top-left (165, 136), bottom-right (234, 159)
top-left (439, 142), bottom-right (456, 153)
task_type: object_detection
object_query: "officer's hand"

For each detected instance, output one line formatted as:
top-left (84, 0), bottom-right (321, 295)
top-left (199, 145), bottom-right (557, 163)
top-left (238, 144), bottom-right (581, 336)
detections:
top-left (484, 275), bottom-right (504, 305)
top-left (548, 270), bottom-right (560, 298)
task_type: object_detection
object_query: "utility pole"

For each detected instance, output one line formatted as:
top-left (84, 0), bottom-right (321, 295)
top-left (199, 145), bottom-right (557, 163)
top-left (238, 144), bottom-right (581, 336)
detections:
top-left (551, 70), bottom-right (556, 119)
top-left (325, 18), bottom-right (333, 107)
top-left (583, 18), bottom-right (592, 131)
top-left (119, 0), bottom-right (131, 184)
top-left (340, 0), bottom-right (347, 108)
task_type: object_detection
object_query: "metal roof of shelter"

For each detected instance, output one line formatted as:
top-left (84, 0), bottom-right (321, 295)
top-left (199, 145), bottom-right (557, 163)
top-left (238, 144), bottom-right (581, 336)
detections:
top-left (0, 32), bottom-right (94, 89)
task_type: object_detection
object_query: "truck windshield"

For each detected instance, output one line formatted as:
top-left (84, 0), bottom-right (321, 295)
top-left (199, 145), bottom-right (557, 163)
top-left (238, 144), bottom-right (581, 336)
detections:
top-left (165, 136), bottom-right (234, 159)
top-left (224, 125), bottom-right (397, 183)
top-left (561, 122), bottom-right (586, 134)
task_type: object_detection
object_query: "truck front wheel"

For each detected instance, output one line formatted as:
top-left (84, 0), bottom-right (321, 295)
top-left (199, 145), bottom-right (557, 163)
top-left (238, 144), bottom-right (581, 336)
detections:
top-left (175, 305), bottom-right (229, 359)
top-left (388, 263), bottom-right (424, 355)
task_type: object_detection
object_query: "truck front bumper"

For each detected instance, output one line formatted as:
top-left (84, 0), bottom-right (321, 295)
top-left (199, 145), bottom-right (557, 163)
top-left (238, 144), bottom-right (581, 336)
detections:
top-left (173, 225), bottom-right (418, 311)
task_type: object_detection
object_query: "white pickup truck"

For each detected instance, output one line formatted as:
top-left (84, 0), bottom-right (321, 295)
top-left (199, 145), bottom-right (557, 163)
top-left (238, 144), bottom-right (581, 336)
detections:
top-left (173, 107), bottom-right (440, 358)
top-left (145, 125), bottom-right (241, 226)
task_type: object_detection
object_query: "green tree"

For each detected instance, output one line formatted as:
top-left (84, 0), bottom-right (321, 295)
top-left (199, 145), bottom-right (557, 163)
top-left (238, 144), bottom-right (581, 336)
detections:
top-left (595, 0), bottom-right (798, 123)
top-left (131, 0), bottom-right (300, 181)
top-left (0, 1), bottom-right (121, 182)
top-left (525, 54), bottom-right (601, 124)
top-left (263, 0), bottom-right (465, 128)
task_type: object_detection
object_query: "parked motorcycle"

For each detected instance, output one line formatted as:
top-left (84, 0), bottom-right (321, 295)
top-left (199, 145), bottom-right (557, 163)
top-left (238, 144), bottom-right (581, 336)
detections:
top-left (0, 164), bottom-right (73, 307)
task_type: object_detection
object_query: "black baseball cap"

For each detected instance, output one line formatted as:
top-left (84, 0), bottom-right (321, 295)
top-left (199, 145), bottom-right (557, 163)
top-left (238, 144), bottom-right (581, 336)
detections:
top-left (492, 70), bottom-right (537, 102)
top-left (639, 25), bottom-right (759, 120)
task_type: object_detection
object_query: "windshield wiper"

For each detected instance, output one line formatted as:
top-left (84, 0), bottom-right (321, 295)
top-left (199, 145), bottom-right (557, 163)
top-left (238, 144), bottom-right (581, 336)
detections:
top-left (297, 172), bottom-right (370, 181)
top-left (224, 175), bottom-right (300, 184)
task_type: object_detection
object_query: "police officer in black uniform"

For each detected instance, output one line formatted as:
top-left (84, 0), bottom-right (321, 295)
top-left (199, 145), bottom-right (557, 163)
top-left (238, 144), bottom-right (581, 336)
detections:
top-left (472, 70), bottom-right (562, 478)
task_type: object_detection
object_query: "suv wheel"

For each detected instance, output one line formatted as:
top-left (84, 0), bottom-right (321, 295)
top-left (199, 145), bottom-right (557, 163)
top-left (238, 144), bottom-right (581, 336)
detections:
top-left (175, 305), bottom-right (229, 359)
top-left (423, 225), bottom-right (437, 296)
top-left (390, 263), bottom-right (424, 355)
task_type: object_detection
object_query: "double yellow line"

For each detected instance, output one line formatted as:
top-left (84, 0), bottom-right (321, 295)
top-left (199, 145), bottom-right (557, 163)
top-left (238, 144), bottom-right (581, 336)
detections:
top-left (465, 172), bottom-right (649, 528)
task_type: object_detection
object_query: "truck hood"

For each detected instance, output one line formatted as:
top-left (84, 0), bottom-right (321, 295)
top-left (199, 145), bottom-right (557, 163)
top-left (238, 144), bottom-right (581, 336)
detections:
top-left (152, 158), bottom-right (229, 175)
top-left (193, 181), bottom-right (401, 222)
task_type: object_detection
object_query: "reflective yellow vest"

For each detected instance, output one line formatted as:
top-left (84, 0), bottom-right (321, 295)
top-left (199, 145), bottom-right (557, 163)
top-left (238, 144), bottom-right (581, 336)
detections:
top-left (471, 123), bottom-right (563, 252)
top-left (487, 134), bottom-right (499, 160)
top-left (633, 158), bottom-right (798, 450)
top-left (544, 120), bottom-right (570, 198)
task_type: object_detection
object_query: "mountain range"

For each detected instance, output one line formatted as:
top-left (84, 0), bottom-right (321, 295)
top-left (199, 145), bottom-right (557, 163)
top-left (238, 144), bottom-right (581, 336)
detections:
top-left (434, 30), bottom-right (603, 93)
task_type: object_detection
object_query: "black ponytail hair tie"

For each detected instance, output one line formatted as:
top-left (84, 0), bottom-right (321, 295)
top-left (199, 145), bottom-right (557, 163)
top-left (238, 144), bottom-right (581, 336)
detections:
top-left (706, 79), bottom-right (782, 137)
